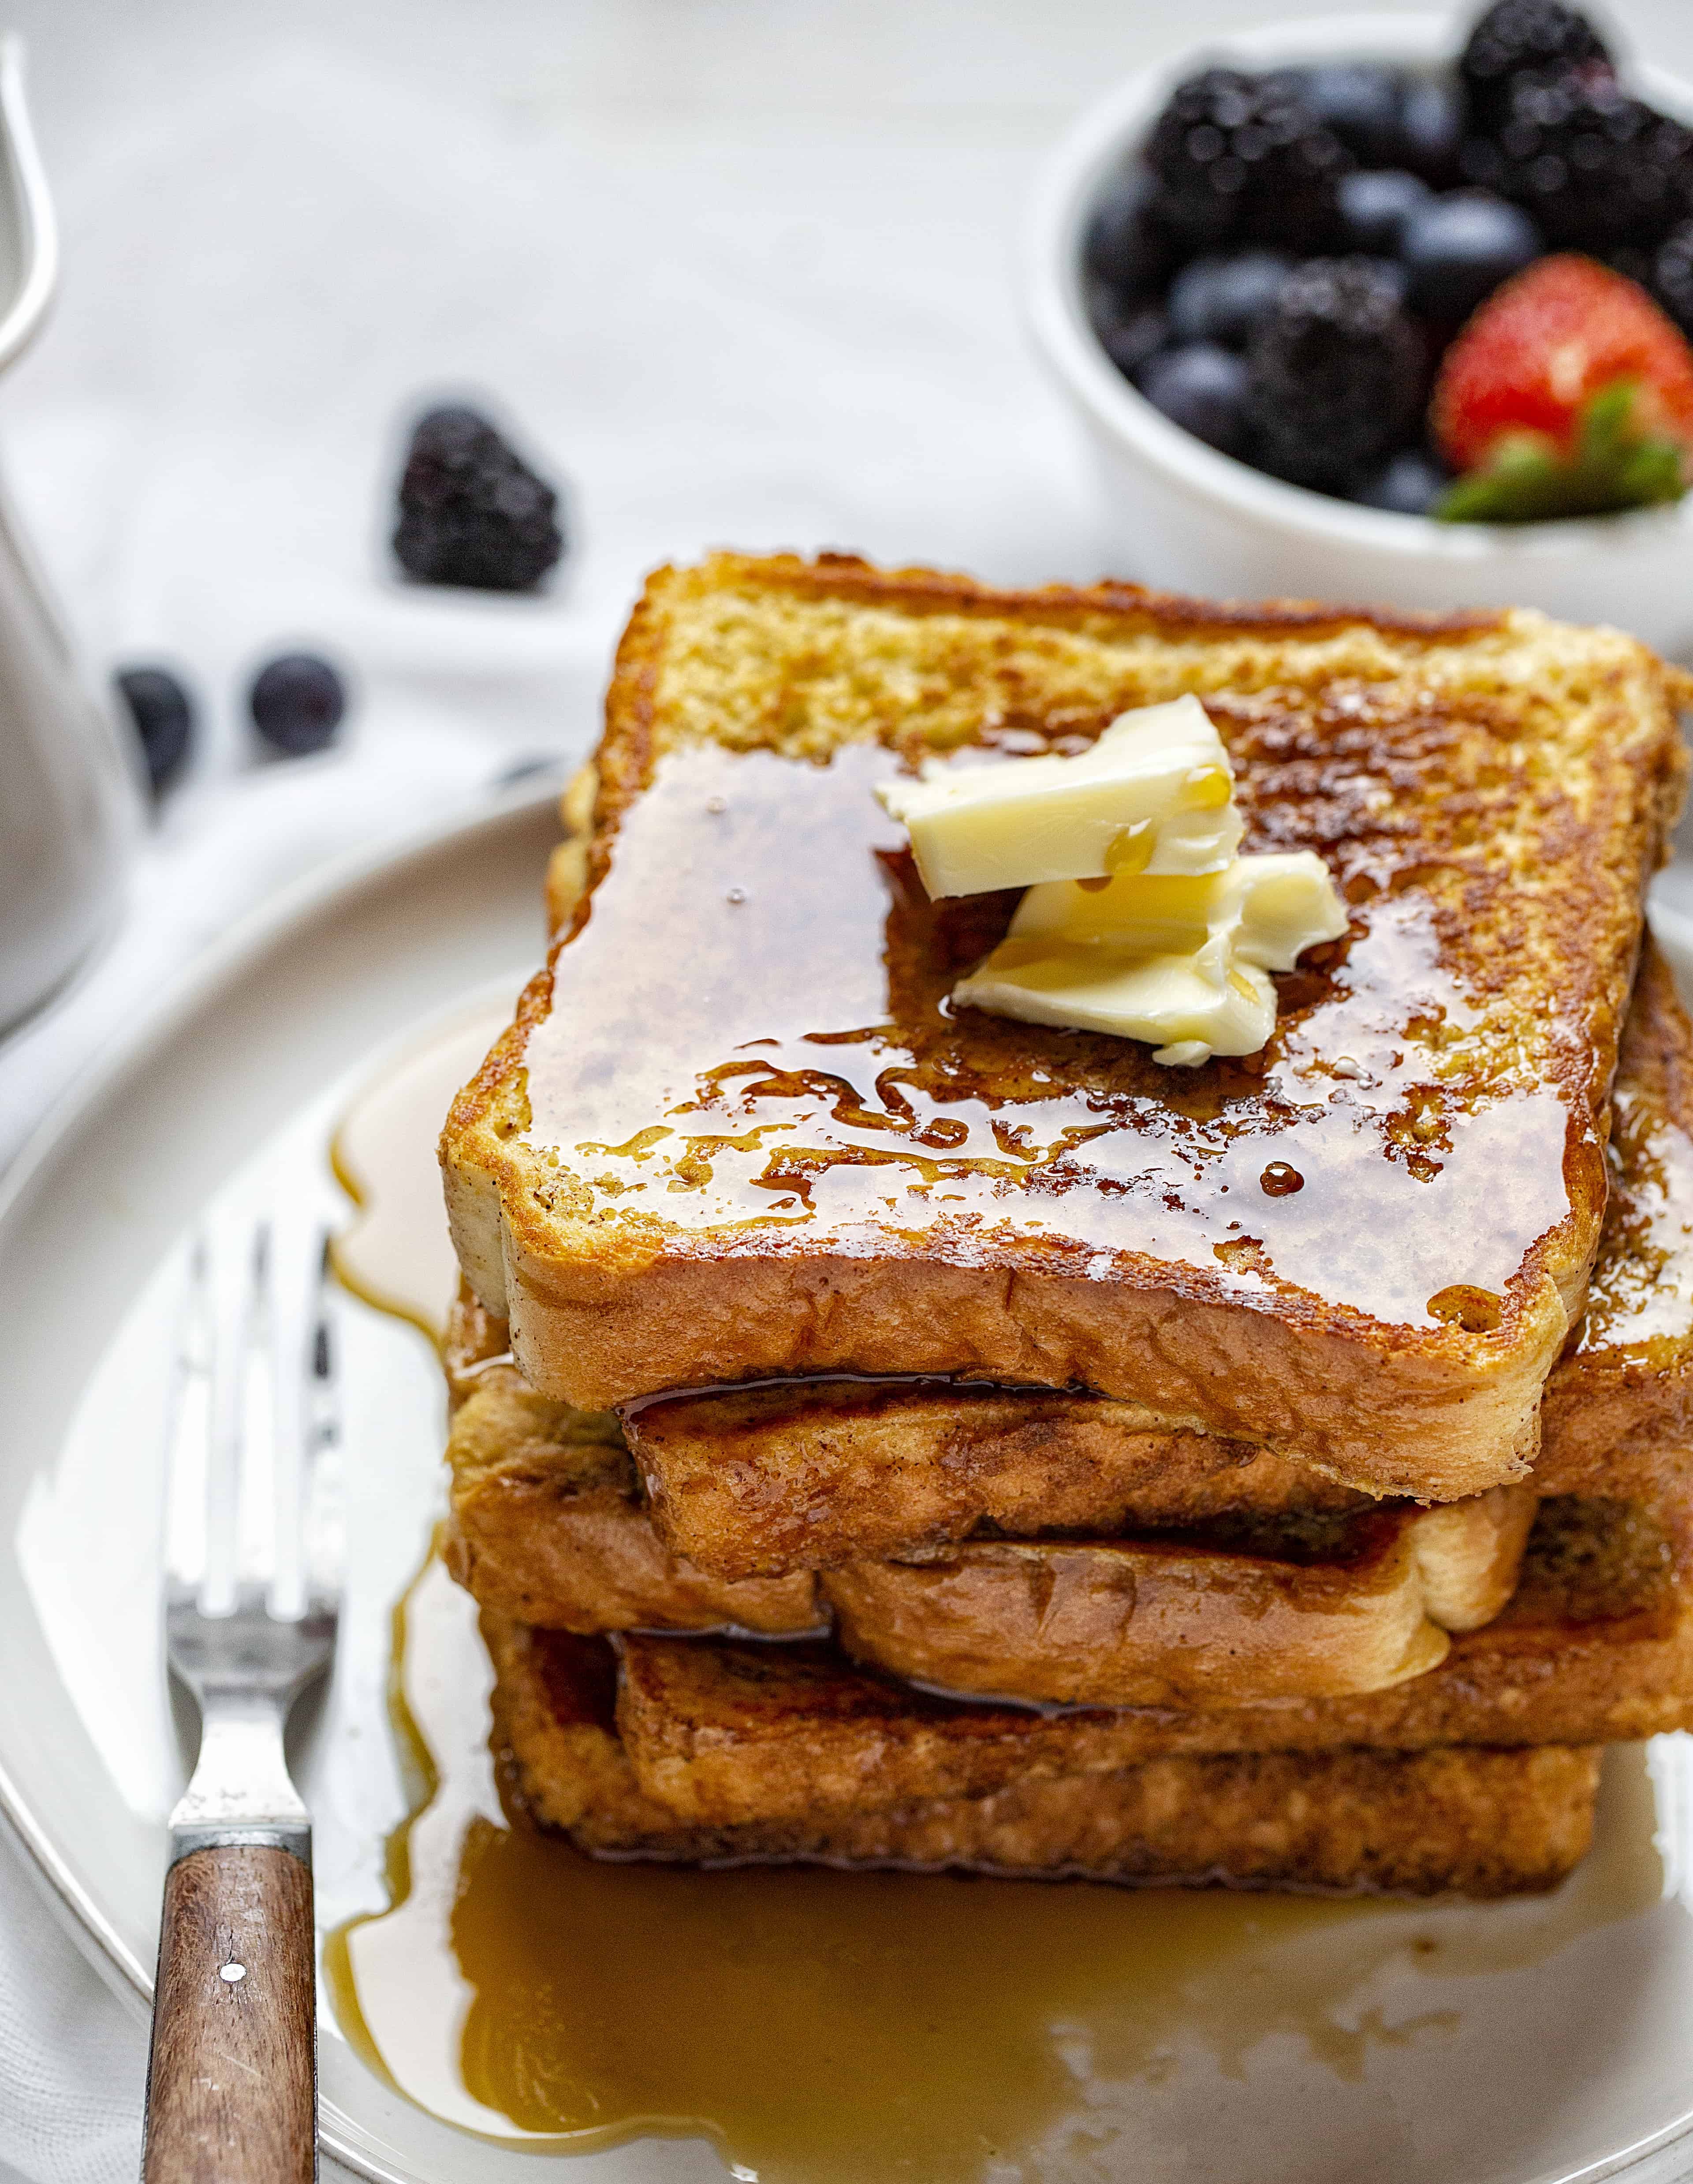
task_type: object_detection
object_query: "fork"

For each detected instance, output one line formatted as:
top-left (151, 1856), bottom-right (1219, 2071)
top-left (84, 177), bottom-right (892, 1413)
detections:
top-left (142, 1223), bottom-right (342, 2184)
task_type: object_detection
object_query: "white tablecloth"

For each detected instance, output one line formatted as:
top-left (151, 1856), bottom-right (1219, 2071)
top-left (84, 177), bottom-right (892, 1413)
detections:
top-left (4, 0), bottom-right (1691, 2176)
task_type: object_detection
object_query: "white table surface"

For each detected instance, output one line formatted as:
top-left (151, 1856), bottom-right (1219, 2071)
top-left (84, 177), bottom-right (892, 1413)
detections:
top-left (4, 1), bottom-right (1693, 2177)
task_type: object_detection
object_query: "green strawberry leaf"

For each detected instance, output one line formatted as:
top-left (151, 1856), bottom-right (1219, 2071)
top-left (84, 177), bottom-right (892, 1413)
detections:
top-left (1435, 377), bottom-right (1689, 523)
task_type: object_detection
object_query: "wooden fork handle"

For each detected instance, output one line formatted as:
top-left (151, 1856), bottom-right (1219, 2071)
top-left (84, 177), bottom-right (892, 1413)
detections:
top-left (142, 1843), bottom-right (316, 2184)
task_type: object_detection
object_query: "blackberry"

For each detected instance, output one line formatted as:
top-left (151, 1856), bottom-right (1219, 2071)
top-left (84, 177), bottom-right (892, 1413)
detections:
top-left (1246, 258), bottom-right (1424, 492)
top-left (1654, 219), bottom-right (1693, 337)
top-left (1462, 73), bottom-right (1693, 250)
top-left (393, 404), bottom-right (564, 592)
top-left (1458, 0), bottom-right (1611, 129)
top-left (1144, 69), bottom-right (1352, 254)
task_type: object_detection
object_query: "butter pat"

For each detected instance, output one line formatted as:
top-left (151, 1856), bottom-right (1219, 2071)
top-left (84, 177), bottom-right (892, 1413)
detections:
top-left (955, 854), bottom-right (1349, 1064)
top-left (877, 696), bottom-right (1242, 898)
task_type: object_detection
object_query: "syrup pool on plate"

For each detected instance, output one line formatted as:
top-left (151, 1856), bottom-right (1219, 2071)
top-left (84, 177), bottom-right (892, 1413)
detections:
top-left (321, 1004), bottom-right (1671, 2184)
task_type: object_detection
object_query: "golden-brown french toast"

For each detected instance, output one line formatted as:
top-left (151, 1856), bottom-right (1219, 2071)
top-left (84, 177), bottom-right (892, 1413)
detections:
top-left (443, 938), bottom-right (1693, 1598)
top-left (1538, 938), bottom-right (1693, 1503)
top-left (627, 1381), bottom-right (1290, 1578)
top-left (442, 1362), bottom-right (821, 1636)
top-left (822, 1488), bottom-right (1535, 1708)
top-left (441, 1360), bottom-right (1531, 1699)
top-left (607, 1495), bottom-right (1688, 1828)
top-left (443, 552), bottom-right (1686, 1500)
top-left (488, 1613), bottom-right (1598, 1897)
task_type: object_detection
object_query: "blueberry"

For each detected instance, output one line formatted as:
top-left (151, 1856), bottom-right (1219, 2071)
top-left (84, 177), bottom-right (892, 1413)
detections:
top-left (1092, 296), bottom-right (1171, 382)
top-left (1351, 448), bottom-right (1451, 515)
top-left (1337, 169), bottom-right (1432, 254)
top-left (115, 666), bottom-right (194, 794)
top-left (1294, 63), bottom-right (1411, 166)
top-left (1084, 168), bottom-right (1175, 296)
top-left (1398, 76), bottom-right (1464, 186)
top-left (1167, 252), bottom-right (1292, 350)
top-left (249, 653), bottom-right (347, 757)
top-left (1137, 343), bottom-right (1252, 456)
top-left (1400, 190), bottom-right (1542, 321)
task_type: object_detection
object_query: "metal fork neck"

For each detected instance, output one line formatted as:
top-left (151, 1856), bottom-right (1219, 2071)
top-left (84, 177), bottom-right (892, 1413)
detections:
top-left (169, 1696), bottom-right (310, 1867)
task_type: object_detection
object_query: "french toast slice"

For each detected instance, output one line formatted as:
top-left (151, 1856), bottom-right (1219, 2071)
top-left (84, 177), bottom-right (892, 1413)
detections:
top-left (442, 940), bottom-right (1693, 1613)
top-left (441, 1357), bottom-right (1531, 1696)
top-left (443, 553), bottom-right (1686, 1499)
top-left (441, 1362), bottom-right (821, 1636)
top-left (820, 1489), bottom-right (1535, 1708)
top-left (488, 1613), bottom-right (1599, 1897)
top-left (608, 1494), bottom-right (1689, 1827)
top-left (631, 937), bottom-right (1693, 1571)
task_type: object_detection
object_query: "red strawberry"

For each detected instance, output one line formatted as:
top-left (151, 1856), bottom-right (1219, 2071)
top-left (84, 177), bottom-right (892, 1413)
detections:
top-left (1430, 254), bottom-right (1693, 521)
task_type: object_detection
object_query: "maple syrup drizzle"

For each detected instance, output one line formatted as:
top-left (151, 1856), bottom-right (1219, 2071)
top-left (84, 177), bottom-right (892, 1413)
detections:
top-left (518, 743), bottom-right (1573, 1331)
top-left (322, 1009), bottom-right (1665, 2178)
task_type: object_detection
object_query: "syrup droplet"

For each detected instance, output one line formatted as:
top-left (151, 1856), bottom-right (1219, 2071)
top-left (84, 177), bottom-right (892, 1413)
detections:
top-left (1260, 1162), bottom-right (1305, 1197)
top-left (1104, 820), bottom-right (1155, 877)
top-left (1426, 1284), bottom-right (1503, 1333)
top-left (1183, 763), bottom-right (1233, 810)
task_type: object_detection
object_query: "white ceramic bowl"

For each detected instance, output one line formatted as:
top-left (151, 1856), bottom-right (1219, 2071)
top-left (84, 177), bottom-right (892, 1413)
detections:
top-left (1025, 11), bottom-right (1693, 656)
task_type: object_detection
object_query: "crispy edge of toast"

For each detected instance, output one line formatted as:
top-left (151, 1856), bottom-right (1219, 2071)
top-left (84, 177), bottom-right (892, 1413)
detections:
top-left (487, 1612), bottom-right (1599, 1898)
top-left (441, 1353), bottom-right (1539, 1702)
top-left (1540, 937), bottom-right (1693, 1492)
top-left (817, 1489), bottom-right (1536, 1710)
top-left (608, 1494), bottom-right (1686, 1827)
top-left (443, 1363), bottom-right (822, 1637)
top-left (443, 552), bottom-right (1687, 1497)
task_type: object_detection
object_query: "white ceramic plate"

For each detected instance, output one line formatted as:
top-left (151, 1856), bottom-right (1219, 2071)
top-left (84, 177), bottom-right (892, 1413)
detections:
top-left (8, 794), bottom-right (1693, 2184)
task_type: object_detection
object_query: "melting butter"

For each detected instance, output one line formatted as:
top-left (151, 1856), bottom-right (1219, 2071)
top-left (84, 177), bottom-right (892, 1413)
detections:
top-left (880, 698), bottom-right (1349, 1067)
top-left (957, 855), bottom-right (1351, 1065)
top-left (876, 695), bottom-right (1243, 896)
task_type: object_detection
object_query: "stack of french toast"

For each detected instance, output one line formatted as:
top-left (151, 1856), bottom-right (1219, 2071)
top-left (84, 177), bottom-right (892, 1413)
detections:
top-left (437, 549), bottom-right (1693, 1897)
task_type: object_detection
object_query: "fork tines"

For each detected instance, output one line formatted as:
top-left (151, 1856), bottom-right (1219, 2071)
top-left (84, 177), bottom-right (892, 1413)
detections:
top-left (165, 1215), bottom-right (343, 1626)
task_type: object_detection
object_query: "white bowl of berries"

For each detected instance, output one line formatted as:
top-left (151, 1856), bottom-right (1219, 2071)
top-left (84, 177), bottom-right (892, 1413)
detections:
top-left (1026, 5), bottom-right (1693, 655)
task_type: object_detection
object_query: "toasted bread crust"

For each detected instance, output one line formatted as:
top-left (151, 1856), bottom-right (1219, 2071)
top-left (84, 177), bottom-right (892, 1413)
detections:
top-left (628, 1379), bottom-right (1290, 1577)
top-left (820, 1489), bottom-right (1536, 1709)
top-left (441, 1354), bottom-right (1538, 1702)
top-left (443, 553), bottom-right (1686, 1498)
top-left (608, 1495), bottom-right (1688, 1826)
top-left (1538, 939), bottom-right (1693, 1495)
top-left (444, 1364), bottom-right (820, 1637)
top-left (488, 1614), bottom-right (1598, 1897)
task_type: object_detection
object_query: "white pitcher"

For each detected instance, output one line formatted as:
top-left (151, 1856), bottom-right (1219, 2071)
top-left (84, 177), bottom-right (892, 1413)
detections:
top-left (0, 37), bottom-right (142, 1035)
